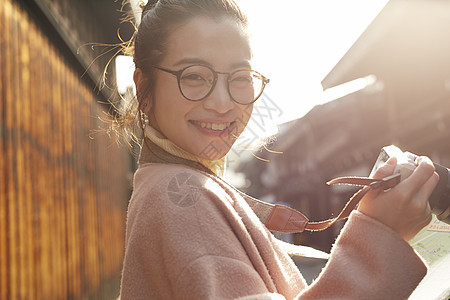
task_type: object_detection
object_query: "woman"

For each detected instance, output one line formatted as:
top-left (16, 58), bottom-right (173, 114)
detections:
top-left (118, 0), bottom-right (439, 299)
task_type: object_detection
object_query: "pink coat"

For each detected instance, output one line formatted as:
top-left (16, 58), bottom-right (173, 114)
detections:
top-left (120, 163), bottom-right (427, 299)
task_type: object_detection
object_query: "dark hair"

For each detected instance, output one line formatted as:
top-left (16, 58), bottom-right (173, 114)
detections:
top-left (136, 0), bottom-right (247, 72)
top-left (111, 0), bottom-right (248, 147)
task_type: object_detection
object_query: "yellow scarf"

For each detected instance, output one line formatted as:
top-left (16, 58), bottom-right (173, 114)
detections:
top-left (143, 125), bottom-right (226, 177)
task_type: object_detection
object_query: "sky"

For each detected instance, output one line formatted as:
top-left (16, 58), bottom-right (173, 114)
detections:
top-left (235, 0), bottom-right (389, 125)
top-left (117, 0), bottom-right (389, 132)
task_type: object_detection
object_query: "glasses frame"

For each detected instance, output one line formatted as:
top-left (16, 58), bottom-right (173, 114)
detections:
top-left (151, 64), bottom-right (270, 105)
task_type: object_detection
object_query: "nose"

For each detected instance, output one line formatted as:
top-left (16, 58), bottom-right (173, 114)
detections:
top-left (202, 75), bottom-right (235, 113)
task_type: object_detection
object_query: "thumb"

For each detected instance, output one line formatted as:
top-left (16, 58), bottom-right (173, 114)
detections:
top-left (372, 156), bottom-right (397, 179)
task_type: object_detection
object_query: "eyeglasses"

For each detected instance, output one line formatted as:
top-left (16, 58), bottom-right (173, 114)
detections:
top-left (151, 64), bottom-right (270, 105)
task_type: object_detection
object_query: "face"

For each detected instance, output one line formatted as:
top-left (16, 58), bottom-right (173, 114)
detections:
top-left (139, 17), bottom-right (253, 160)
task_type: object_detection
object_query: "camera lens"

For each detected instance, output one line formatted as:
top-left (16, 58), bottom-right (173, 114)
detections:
top-left (429, 163), bottom-right (450, 224)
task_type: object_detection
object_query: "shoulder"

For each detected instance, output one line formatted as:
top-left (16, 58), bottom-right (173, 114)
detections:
top-left (128, 163), bottom-right (234, 229)
top-left (122, 164), bottom-right (277, 299)
top-left (132, 163), bottom-right (226, 202)
top-left (124, 163), bottom-right (254, 272)
top-left (134, 163), bottom-right (208, 186)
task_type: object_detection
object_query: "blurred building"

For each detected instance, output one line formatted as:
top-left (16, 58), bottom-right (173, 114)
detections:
top-left (1, 0), bottom-right (134, 299)
top-left (238, 0), bottom-right (450, 252)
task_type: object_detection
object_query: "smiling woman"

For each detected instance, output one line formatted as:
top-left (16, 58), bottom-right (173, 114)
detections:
top-left (135, 16), bottom-right (261, 161)
top-left (114, 1), bottom-right (439, 299)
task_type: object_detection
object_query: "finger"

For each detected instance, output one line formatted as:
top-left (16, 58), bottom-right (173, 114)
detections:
top-left (412, 171), bottom-right (439, 204)
top-left (408, 172), bottom-right (437, 230)
top-left (411, 156), bottom-right (438, 199)
top-left (398, 158), bottom-right (436, 197)
top-left (415, 155), bottom-right (434, 167)
top-left (372, 156), bottom-right (397, 180)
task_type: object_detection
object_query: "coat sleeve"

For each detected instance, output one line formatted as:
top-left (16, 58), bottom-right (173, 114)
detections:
top-left (297, 210), bottom-right (427, 300)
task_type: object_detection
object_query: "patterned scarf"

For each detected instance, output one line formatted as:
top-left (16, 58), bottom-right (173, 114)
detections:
top-left (140, 125), bottom-right (226, 176)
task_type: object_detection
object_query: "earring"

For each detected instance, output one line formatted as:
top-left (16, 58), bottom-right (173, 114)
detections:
top-left (140, 110), bottom-right (148, 129)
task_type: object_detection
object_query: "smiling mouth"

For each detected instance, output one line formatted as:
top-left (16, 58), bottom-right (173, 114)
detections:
top-left (190, 120), bottom-right (234, 131)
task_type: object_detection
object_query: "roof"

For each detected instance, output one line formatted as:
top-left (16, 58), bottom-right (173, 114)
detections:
top-left (322, 0), bottom-right (450, 95)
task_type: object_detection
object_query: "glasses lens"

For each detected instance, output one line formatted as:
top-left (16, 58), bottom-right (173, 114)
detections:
top-left (179, 66), bottom-right (214, 101)
top-left (229, 70), bottom-right (265, 104)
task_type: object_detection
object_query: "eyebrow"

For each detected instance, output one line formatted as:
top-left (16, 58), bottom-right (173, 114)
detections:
top-left (173, 57), bottom-right (252, 70)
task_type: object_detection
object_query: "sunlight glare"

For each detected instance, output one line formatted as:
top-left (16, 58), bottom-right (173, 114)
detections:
top-left (236, 0), bottom-right (389, 125)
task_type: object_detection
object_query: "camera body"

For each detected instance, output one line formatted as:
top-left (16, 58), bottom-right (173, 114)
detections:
top-left (371, 145), bottom-right (450, 225)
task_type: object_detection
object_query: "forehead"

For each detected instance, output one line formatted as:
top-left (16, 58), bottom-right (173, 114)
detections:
top-left (162, 17), bottom-right (252, 69)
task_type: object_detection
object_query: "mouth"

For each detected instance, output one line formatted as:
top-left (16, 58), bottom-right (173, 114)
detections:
top-left (189, 120), bottom-right (235, 131)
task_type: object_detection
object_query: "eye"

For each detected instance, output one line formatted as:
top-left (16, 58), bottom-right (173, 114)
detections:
top-left (232, 75), bottom-right (252, 82)
top-left (182, 73), bottom-right (206, 81)
top-left (230, 72), bottom-right (254, 88)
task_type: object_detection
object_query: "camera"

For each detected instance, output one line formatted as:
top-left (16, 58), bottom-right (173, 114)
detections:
top-left (371, 145), bottom-right (450, 225)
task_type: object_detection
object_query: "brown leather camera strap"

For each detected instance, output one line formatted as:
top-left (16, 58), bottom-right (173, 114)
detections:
top-left (138, 137), bottom-right (404, 233)
top-left (265, 173), bottom-right (401, 232)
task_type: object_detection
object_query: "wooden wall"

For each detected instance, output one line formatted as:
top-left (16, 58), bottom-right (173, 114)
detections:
top-left (0, 0), bottom-right (131, 299)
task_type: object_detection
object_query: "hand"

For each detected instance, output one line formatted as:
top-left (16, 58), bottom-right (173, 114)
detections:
top-left (357, 156), bottom-right (439, 241)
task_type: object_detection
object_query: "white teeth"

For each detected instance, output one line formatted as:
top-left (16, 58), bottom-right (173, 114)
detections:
top-left (192, 121), bottom-right (232, 131)
top-left (211, 123), bottom-right (224, 130)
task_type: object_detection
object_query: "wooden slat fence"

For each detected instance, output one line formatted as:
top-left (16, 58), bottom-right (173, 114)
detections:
top-left (0, 0), bottom-right (131, 299)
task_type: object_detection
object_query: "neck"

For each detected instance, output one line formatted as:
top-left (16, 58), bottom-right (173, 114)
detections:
top-left (140, 125), bottom-right (226, 176)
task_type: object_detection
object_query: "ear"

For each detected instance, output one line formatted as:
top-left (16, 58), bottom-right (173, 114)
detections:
top-left (134, 68), bottom-right (152, 115)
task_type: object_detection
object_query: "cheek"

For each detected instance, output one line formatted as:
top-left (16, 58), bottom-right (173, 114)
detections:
top-left (152, 80), bottom-right (182, 116)
top-left (152, 91), bottom-right (195, 137)
top-left (239, 105), bottom-right (253, 127)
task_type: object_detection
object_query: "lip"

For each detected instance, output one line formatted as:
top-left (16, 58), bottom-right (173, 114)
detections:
top-left (189, 120), bottom-right (237, 138)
